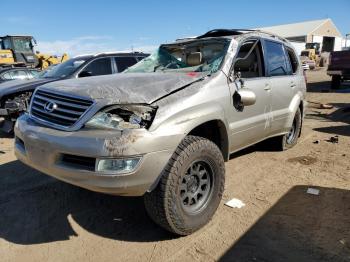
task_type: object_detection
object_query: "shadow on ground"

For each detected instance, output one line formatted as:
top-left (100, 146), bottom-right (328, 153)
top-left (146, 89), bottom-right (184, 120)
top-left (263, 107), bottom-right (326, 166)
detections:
top-left (0, 160), bottom-right (173, 244)
top-left (220, 186), bottom-right (350, 262)
top-left (307, 80), bottom-right (350, 93)
top-left (306, 102), bottom-right (350, 137)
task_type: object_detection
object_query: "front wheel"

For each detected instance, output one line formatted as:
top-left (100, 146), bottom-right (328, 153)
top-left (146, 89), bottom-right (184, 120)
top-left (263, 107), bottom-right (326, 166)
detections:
top-left (144, 136), bottom-right (225, 235)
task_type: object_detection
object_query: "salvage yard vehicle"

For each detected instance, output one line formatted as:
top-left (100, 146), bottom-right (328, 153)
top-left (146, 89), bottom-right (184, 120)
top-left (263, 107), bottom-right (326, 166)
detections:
top-left (0, 52), bottom-right (148, 133)
top-left (0, 35), bottom-right (69, 69)
top-left (327, 49), bottom-right (350, 89)
top-left (0, 67), bottom-right (40, 83)
top-left (14, 29), bottom-right (306, 235)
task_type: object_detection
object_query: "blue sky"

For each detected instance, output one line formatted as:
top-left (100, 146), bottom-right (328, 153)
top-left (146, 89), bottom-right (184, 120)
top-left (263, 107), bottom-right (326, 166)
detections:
top-left (1, 0), bottom-right (349, 55)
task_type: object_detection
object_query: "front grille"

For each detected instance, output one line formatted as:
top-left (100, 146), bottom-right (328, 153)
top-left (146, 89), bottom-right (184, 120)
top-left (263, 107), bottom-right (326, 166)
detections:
top-left (61, 154), bottom-right (96, 171)
top-left (30, 90), bottom-right (93, 128)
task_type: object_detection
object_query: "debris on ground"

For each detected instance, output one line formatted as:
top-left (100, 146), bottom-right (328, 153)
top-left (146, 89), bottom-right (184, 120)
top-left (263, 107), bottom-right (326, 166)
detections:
top-left (320, 104), bottom-right (334, 109)
top-left (313, 140), bottom-right (320, 144)
top-left (225, 198), bottom-right (246, 209)
top-left (307, 188), bottom-right (320, 195)
top-left (327, 135), bottom-right (339, 143)
top-left (287, 156), bottom-right (318, 165)
top-left (307, 101), bottom-right (334, 109)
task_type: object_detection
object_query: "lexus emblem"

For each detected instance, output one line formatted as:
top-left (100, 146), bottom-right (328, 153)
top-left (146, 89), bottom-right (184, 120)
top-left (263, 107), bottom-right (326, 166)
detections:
top-left (44, 101), bottom-right (58, 113)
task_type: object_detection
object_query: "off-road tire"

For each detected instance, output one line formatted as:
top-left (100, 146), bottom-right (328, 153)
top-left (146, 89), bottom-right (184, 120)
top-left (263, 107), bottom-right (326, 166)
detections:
top-left (144, 135), bottom-right (225, 235)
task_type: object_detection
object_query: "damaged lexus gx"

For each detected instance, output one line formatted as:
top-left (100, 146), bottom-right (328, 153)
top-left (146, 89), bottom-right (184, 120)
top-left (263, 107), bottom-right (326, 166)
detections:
top-left (14, 29), bottom-right (306, 235)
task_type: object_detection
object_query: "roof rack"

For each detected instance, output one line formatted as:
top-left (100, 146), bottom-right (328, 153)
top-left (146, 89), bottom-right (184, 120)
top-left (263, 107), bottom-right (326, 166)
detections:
top-left (196, 28), bottom-right (288, 43)
top-left (93, 51), bottom-right (146, 57)
top-left (196, 29), bottom-right (256, 39)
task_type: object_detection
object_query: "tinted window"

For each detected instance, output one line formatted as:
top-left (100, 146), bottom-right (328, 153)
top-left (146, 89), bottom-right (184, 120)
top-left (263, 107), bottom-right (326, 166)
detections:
top-left (137, 56), bottom-right (147, 61)
top-left (264, 41), bottom-right (288, 76)
top-left (1, 72), bottom-right (13, 80)
top-left (286, 47), bottom-right (298, 73)
top-left (115, 57), bottom-right (137, 72)
top-left (84, 58), bottom-right (112, 76)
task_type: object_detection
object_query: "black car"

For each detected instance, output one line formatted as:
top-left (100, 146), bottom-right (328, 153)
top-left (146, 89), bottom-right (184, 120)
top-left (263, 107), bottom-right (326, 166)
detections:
top-left (0, 67), bottom-right (40, 83)
top-left (0, 52), bottom-right (148, 133)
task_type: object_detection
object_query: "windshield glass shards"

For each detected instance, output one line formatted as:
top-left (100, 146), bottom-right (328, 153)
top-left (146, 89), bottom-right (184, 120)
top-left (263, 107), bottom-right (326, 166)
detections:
top-left (125, 39), bottom-right (230, 74)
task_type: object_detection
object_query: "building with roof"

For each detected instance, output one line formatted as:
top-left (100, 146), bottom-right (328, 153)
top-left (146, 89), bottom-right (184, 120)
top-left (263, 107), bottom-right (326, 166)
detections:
top-left (259, 19), bottom-right (344, 54)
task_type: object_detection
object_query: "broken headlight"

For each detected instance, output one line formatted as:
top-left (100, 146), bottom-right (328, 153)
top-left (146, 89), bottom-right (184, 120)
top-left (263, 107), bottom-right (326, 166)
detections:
top-left (85, 105), bottom-right (157, 130)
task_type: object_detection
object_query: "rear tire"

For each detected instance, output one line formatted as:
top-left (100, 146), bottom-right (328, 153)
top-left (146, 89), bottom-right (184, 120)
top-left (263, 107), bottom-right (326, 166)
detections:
top-left (267, 108), bottom-right (302, 151)
top-left (331, 75), bottom-right (341, 89)
top-left (144, 136), bottom-right (225, 235)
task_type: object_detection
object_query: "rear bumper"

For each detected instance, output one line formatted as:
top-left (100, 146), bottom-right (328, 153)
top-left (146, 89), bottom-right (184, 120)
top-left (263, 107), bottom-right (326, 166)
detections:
top-left (14, 114), bottom-right (184, 196)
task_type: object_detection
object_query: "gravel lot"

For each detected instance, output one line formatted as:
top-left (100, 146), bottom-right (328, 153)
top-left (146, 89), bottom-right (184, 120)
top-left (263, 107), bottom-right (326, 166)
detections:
top-left (0, 69), bottom-right (349, 262)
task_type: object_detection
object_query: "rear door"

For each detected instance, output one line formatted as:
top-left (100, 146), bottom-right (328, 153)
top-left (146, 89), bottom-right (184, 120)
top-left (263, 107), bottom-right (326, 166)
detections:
top-left (262, 40), bottom-right (296, 135)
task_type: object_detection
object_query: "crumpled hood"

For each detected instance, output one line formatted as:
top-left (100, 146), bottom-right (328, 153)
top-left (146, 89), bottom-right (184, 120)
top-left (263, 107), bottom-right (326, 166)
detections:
top-left (39, 72), bottom-right (206, 104)
top-left (0, 78), bottom-right (55, 99)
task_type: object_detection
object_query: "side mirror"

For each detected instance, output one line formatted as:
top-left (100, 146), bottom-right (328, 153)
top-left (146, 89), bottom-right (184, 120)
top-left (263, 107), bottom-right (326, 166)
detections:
top-left (233, 88), bottom-right (256, 112)
top-left (78, 71), bottom-right (93, 78)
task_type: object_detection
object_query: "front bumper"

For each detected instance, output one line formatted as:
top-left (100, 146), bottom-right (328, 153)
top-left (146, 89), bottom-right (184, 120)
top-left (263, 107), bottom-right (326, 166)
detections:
top-left (14, 114), bottom-right (184, 196)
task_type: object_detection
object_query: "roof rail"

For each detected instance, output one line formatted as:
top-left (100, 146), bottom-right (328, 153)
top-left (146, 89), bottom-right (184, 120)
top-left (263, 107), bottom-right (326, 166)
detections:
top-left (196, 29), bottom-right (256, 39)
top-left (196, 28), bottom-right (288, 43)
top-left (93, 51), bottom-right (145, 57)
top-left (253, 30), bottom-right (288, 43)
top-left (73, 54), bottom-right (94, 58)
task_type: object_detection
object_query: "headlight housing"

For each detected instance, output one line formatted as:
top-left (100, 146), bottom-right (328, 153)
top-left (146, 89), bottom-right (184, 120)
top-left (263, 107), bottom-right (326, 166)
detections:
top-left (85, 104), bottom-right (157, 130)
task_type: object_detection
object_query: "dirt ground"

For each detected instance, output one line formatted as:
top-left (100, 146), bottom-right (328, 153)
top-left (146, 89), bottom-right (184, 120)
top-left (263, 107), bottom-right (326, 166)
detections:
top-left (0, 69), bottom-right (349, 262)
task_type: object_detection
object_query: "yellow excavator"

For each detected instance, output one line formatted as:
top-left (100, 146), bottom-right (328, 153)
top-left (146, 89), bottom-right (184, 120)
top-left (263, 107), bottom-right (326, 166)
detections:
top-left (300, 42), bottom-right (322, 67)
top-left (0, 35), bottom-right (68, 70)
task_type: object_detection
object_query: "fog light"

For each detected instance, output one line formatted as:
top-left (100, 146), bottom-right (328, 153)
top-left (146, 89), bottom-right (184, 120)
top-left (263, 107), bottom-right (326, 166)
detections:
top-left (96, 157), bottom-right (141, 174)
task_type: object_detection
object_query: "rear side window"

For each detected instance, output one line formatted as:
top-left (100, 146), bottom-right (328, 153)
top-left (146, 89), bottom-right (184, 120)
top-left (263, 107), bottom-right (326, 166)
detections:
top-left (264, 40), bottom-right (289, 76)
top-left (285, 47), bottom-right (299, 74)
top-left (115, 57), bottom-right (138, 72)
top-left (84, 58), bottom-right (112, 76)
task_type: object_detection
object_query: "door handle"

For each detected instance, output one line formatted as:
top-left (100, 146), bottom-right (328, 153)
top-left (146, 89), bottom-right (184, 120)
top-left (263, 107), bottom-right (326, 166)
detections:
top-left (264, 83), bottom-right (271, 91)
top-left (290, 81), bottom-right (296, 88)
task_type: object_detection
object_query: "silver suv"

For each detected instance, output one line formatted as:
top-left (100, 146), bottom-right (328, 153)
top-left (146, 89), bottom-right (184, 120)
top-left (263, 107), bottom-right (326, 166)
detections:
top-left (14, 29), bottom-right (306, 235)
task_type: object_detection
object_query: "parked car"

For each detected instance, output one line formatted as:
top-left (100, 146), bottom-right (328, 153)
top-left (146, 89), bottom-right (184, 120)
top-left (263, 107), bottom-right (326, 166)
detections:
top-left (0, 67), bottom-right (40, 83)
top-left (14, 29), bottom-right (306, 235)
top-left (327, 50), bottom-right (350, 89)
top-left (0, 52), bottom-right (148, 133)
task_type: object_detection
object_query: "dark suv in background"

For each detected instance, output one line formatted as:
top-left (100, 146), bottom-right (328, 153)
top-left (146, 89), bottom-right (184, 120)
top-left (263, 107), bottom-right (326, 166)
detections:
top-left (0, 52), bottom-right (148, 133)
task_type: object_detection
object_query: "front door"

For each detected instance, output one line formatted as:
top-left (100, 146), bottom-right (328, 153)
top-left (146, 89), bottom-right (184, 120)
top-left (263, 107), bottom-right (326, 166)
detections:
top-left (227, 39), bottom-right (272, 152)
